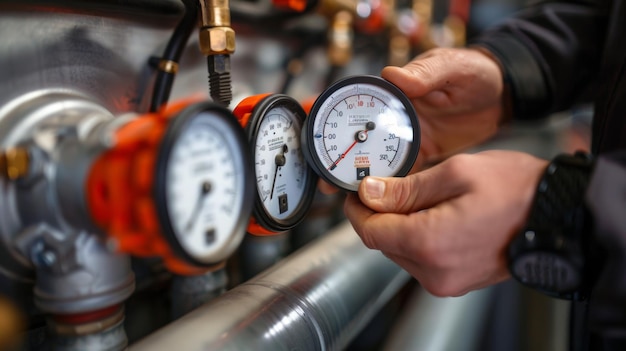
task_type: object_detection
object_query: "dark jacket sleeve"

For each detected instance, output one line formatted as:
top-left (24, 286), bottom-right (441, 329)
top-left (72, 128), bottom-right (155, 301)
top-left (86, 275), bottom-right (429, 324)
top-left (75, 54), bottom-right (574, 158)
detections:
top-left (471, 2), bottom-right (626, 348)
top-left (585, 152), bottom-right (626, 345)
top-left (471, 0), bottom-right (609, 120)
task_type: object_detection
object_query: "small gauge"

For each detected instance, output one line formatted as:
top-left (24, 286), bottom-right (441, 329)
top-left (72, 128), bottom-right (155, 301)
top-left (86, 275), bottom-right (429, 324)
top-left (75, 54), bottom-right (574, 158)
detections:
top-left (234, 94), bottom-right (317, 235)
top-left (155, 103), bottom-right (255, 265)
top-left (302, 75), bottom-right (420, 192)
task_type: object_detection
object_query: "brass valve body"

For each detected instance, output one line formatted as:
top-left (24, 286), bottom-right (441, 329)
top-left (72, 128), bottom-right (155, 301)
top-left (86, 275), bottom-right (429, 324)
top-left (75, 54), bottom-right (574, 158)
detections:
top-left (0, 147), bottom-right (29, 180)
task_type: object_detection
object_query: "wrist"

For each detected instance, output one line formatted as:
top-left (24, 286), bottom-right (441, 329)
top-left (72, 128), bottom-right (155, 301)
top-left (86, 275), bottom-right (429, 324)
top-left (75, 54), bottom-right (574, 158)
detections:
top-left (508, 152), bottom-right (596, 300)
top-left (469, 45), bottom-right (512, 125)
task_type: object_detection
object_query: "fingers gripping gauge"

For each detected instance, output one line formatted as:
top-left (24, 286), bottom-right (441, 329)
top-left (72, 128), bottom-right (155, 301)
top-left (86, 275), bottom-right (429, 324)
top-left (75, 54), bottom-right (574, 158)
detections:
top-left (87, 101), bottom-right (254, 275)
top-left (234, 94), bottom-right (317, 235)
top-left (302, 75), bottom-right (420, 192)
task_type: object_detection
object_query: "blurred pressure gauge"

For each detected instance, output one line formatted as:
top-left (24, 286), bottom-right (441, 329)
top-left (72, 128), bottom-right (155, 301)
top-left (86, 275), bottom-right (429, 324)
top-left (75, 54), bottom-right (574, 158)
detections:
top-left (234, 94), bottom-right (317, 235)
top-left (87, 101), bottom-right (254, 275)
top-left (302, 75), bottom-right (420, 192)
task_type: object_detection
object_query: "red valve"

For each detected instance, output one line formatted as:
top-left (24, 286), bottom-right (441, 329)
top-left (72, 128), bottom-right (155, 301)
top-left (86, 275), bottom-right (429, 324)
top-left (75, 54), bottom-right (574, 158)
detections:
top-left (272, 0), bottom-right (308, 12)
top-left (354, 0), bottom-right (388, 34)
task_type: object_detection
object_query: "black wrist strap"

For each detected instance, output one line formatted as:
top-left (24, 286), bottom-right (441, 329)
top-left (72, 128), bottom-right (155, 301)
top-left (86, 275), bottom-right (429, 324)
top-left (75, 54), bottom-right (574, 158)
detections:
top-left (508, 152), bottom-right (595, 300)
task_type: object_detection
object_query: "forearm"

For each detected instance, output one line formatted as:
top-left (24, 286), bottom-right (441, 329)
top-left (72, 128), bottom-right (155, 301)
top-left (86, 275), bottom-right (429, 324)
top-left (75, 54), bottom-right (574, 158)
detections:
top-left (471, 0), bottom-right (609, 119)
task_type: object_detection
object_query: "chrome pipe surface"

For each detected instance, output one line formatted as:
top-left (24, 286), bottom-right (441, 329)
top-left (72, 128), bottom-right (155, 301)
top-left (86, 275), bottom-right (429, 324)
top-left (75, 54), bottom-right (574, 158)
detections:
top-left (382, 287), bottom-right (494, 351)
top-left (130, 221), bottom-right (410, 351)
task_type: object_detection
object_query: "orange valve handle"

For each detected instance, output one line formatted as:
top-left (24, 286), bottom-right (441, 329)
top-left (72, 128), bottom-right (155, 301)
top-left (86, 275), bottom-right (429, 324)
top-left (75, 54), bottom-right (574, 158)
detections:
top-left (300, 95), bottom-right (318, 115)
top-left (232, 93), bottom-right (272, 129)
top-left (86, 98), bottom-right (213, 276)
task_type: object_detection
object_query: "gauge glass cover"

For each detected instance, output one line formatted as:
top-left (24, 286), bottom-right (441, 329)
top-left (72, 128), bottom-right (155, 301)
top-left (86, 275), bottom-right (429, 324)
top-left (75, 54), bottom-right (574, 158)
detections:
top-left (304, 76), bottom-right (420, 192)
top-left (244, 94), bottom-right (317, 233)
top-left (254, 105), bottom-right (309, 221)
top-left (158, 106), bottom-right (253, 265)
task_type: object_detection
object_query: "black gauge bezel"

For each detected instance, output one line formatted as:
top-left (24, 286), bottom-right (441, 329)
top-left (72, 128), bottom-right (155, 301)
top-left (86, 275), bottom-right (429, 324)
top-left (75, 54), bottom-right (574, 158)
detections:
top-left (154, 102), bottom-right (255, 267)
top-left (302, 75), bottom-right (421, 192)
top-left (246, 94), bottom-right (318, 232)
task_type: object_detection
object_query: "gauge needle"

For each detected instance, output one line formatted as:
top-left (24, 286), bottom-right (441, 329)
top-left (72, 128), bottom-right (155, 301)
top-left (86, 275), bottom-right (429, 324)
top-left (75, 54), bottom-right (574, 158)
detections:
top-left (328, 122), bottom-right (376, 171)
top-left (270, 145), bottom-right (287, 200)
top-left (185, 181), bottom-right (212, 232)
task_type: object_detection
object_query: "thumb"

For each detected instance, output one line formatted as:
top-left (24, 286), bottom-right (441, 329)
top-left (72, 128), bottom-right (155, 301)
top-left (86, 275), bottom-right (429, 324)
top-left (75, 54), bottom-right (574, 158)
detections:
top-left (358, 169), bottom-right (464, 213)
top-left (357, 176), bottom-right (423, 213)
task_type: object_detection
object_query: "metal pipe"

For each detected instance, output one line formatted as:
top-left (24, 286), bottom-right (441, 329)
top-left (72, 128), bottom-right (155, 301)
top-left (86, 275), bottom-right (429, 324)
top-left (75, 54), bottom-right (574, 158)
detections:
top-left (130, 220), bottom-right (410, 351)
top-left (382, 287), bottom-right (494, 351)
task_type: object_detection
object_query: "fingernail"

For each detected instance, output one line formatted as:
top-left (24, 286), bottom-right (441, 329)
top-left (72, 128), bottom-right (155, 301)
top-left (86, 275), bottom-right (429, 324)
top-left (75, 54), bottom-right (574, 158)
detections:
top-left (363, 177), bottom-right (385, 200)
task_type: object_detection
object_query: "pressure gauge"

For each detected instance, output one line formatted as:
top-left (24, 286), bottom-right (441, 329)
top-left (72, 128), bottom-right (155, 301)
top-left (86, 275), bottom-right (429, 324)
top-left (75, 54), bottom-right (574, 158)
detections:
top-left (234, 94), bottom-right (317, 235)
top-left (87, 101), bottom-right (254, 274)
top-left (155, 103), bottom-right (254, 265)
top-left (302, 75), bottom-right (420, 192)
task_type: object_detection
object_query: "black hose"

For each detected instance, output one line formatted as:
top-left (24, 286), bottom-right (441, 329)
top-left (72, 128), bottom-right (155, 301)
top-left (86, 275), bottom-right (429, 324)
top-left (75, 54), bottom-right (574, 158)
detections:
top-left (149, 0), bottom-right (199, 112)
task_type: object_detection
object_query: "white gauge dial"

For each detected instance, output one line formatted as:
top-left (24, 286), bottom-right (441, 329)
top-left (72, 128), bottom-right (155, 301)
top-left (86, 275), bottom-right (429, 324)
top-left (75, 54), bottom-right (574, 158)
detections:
top-left (235, 94), bottom-right (317, 234)
top-left (159, 105), bottom-right (253, 265)
top-left (303, 75), bottom-right (420, 192)
top-left (254, 106), bottom-right (308, 220)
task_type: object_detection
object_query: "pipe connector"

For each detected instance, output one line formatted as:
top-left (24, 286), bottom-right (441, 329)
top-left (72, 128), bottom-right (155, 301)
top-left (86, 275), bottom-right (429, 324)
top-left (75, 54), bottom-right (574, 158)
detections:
top-left (50, 305), bottom-right (128, 351)
top-left (207, 55), bottom-right (233, 106)
top-left (198, 0), bottom-right (235, 56)
top-left (199, 0), bottom-right (235, 106)
top-left (199, 27), bottom-right (235, 56)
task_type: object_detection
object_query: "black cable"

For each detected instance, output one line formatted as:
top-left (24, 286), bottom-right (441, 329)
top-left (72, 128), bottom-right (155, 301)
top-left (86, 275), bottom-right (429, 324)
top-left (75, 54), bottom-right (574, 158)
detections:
top-left (149, 0), bottom-right (199, 112)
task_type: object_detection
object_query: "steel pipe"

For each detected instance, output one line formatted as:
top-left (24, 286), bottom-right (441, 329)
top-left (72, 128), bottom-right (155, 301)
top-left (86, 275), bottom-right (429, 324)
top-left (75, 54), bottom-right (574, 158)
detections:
top-left (130, 220), bottom-right (410, 351)
top-left (382, 287), bottom-right (494, 351)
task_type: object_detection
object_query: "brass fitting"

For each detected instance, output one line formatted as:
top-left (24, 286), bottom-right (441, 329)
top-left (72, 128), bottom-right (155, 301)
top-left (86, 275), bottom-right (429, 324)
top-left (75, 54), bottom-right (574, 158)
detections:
top-left (412, 0), bottom-right (435, 50)
top-left (199, 0), bottom-right (235, 106)
top-left (198, 27), bottom-right (236, 56)
top-left (444, 15), bottom-right (466, 47)
top-left (0, 147), bottom-right (29, 180)
top-left (317, 0), bottom-right (355, 18)
top-left (0, 297), bottom-right (25, 350)
top-left (328, 10), bottom-right (354, 67)
top-left (199, 0), bottom-right (236, 56)
top-left (388, 34), bottom-right (411, 67)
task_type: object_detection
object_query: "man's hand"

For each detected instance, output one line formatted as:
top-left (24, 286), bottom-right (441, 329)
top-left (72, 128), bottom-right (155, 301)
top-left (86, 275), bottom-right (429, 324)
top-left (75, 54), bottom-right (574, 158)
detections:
top-left (382, 47), bottom-right (505, 166)
top-left (344, 150), bottom-right (547, 297)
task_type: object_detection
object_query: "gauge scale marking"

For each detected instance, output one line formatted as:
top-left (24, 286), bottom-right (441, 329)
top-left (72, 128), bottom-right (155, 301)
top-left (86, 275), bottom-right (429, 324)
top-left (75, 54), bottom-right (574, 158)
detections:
top-left (303, 75), bottom-right (420, 192)
top-left (319, 88), bottom-right (405, 170)
top-left (254, 107), bottom-right (307, 215)
top-left (156, 103), bottom-right (254, 266)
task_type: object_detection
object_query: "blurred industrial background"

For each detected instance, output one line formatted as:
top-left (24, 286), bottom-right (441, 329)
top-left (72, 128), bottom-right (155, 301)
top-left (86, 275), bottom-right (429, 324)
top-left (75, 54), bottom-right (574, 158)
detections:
top-left (0, 0), bottom-right (588, 350)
